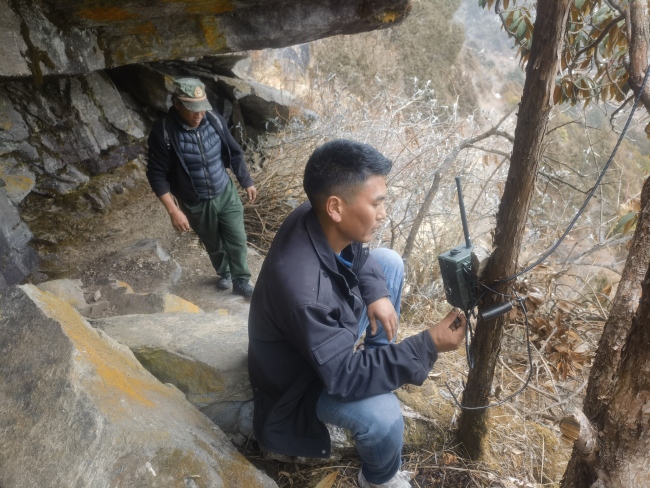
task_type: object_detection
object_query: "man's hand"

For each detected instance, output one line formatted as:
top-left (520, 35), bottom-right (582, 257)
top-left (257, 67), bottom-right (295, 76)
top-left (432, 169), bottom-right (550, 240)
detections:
top-left (169, 208), bottom-right (190, 232)
top-left (429, 308), bottom-right (466, 353)
top-left (367, 297), bottom-right (398, 342)
top-left (158, 193), bottom-right (190, 232)
top-left (246, 186), bottom-right (257, 204)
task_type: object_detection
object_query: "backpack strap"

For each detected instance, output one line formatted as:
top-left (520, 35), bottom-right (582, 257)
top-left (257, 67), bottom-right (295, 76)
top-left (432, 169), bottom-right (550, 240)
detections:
top-left (206, 110), bottom-right (225, 132)
top-left (163, 114), bottom-right (172, 151)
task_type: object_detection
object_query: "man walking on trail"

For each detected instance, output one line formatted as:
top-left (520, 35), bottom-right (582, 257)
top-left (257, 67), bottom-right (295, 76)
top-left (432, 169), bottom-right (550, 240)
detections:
top-left (147, 77), bottom-right (256, 298)
top-left (248, 139), bottom-right (467, 487)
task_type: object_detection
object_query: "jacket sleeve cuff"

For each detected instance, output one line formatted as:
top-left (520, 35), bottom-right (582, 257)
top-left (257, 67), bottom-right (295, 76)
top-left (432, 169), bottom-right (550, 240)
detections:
top-left (238, 175), bottom-right (254, 189)
top-left (147, 175), bottom-right (171, 197)
top-left (415, 329), bottom-right (438, 371)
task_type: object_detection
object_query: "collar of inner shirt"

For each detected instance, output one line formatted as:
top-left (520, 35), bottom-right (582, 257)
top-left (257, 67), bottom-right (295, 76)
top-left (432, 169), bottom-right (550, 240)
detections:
top-left (336, 252), bottom-right (352, 268)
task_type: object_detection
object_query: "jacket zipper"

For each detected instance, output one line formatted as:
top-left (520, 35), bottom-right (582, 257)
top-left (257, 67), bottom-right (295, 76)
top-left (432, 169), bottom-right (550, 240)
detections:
top-left (196, 128), bottom-right (213, 198)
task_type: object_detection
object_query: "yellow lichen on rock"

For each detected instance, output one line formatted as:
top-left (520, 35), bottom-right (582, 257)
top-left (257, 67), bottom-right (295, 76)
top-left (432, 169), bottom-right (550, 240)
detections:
top-left (127, 21), bottom-right (158, 36)
top-left (76, 7), bottom-right (136, 23)
top-left (198, 16), bottom-right (228, 52)
top-left (159, 0), bottom-right (235, 15)
top-left (380, 10), bottom-right (402, 23)
top-left (115, 280), bottom-right (134, 294)
top-left (23, 285), bottom-right (178, 417)
top-left (162, 294), bottom-right (202, 314)
top-left (0, 173), bottom-right (34, 195)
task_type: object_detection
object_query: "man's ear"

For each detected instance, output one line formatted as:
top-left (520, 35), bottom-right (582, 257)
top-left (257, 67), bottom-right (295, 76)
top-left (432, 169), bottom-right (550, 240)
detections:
top-left (325, 195), bottom-right (344, 223)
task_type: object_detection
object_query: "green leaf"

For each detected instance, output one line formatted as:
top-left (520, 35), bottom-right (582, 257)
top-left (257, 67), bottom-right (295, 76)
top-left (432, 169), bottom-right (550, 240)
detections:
top-left (517, 18), bottom-right (527, 38)
top-left (575, 0), bottom-right (586, 9)
top-left (613, 211), bottom-right (638, 235)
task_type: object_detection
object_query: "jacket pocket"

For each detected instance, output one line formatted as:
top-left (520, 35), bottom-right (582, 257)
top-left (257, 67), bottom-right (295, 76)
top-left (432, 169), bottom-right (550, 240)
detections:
top-left (311, 331), bottom-right (353, 365)
top-left (316, 270), bottom-right (332, 304)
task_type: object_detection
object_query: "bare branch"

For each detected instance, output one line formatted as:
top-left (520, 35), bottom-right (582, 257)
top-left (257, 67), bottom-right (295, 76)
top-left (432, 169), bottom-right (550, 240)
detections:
top-left (537, 170), bottom-right (593, 196)
top-left (463, 145), bottom-right (511, 160)
top-left (572, 235), bottom-right (632, 262)
top-left (402, 109), bottom-right (515, 260)
top-left (494, 129), bottom-right (515, 143)
top-left (536, 382), bottom-right (589, 417)
top-left (605, 0), bottom-right (625, 16)
top-left (546, 119), bottom-right (598, 135)
top-left (609, 95), bottom-right (634, 129)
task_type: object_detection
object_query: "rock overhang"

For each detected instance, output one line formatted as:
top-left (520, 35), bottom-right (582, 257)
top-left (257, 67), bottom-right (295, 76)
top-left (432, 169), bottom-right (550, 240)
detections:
top-left (3, 0), bottom-right (411, 79)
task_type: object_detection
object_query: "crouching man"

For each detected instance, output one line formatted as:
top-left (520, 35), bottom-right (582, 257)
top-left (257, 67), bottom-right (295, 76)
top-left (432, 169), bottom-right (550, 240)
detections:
top-left (248, 139), bottom-right (466, 488)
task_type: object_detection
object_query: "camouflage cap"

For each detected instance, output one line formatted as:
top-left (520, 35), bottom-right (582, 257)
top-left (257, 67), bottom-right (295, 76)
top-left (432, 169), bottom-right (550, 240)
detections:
top-left (172, 77), bottom-right (213, 112)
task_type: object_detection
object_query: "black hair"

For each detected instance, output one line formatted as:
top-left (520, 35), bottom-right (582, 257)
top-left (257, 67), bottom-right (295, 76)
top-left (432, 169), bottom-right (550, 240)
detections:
top-left (303, 139), bottom-right (392, 209)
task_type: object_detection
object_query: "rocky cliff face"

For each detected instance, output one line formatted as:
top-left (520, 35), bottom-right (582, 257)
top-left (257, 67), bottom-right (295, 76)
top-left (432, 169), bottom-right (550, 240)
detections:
top-left (0, 0), bottom-right (411, 289)
top-left (2, 0), bottom-right (410, 80)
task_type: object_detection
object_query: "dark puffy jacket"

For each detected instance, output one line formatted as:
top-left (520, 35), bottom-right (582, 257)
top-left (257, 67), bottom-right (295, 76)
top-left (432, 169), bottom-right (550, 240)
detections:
top-left (248, 202), bottom-right (439, 458)
top-left (176, 113), bottom-right (228, 200)
top-left (146, 108), bottom-right (253, 203)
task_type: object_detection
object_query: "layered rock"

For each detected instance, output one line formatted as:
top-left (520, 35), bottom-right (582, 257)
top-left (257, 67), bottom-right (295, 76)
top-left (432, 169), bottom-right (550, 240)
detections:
top-left (0, 285), bottom-right (277, 488)
top-left (92, 311), bottom-right (252, 434)
top-left (0, 71), bottom-right (144, 204)
top-left (0, 188), bottom-right (38, 288)
top-left (1, 0), bottom-right (410, 79)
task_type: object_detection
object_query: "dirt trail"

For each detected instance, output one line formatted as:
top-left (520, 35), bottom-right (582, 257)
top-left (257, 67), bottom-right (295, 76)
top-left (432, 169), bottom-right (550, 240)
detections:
top-left (23, 162), bottom-right (263, 319)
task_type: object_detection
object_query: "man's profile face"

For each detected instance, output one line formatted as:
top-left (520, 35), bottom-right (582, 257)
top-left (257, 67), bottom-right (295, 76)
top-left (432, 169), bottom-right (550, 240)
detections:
top-left (173, 100), bottom-right (205, 128)
top-left (337, 174), bottom-right (387, 244)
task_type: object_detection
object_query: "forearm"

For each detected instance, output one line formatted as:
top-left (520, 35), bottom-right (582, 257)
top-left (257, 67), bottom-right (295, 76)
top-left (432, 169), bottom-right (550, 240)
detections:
top-left (158, 193), bottom-right (180, 215)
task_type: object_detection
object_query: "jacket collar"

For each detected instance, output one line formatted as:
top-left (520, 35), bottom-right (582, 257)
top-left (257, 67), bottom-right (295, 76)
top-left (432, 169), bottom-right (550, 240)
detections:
top-left (304, 205), bottom-right (359, 288)
top-left (304, 206), bottom-right (339, 276)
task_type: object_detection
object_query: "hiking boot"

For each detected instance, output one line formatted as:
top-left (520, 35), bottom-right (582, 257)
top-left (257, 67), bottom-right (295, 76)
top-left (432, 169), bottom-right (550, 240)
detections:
top-left (232, 279), bottom-right (254, 299)
top-left (358, 470), bottom-right (414, 488)
top-left (216, 276), bottom-right (232, 290)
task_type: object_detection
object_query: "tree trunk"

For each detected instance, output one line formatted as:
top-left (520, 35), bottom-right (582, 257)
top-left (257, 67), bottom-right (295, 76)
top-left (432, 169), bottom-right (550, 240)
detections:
top-left (626, 0), bottom-right (650, 114)
top-left (455, 0), bottom-right (572, 459)
top-left (561, 176), bottom-right (650, 487)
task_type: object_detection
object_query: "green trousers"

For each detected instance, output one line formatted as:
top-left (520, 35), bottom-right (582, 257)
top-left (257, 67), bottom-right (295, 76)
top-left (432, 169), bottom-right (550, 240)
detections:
top-left (179, 180), bottom-right (251, 282)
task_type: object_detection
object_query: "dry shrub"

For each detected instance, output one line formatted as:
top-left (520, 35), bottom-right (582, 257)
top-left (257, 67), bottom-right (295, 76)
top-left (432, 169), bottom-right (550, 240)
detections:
top-left (244, 77), bottom-right (511, 272)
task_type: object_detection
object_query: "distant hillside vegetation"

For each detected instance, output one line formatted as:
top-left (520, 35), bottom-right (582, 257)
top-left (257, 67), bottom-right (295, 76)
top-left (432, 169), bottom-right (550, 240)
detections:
top-left (309, 0), bottom-right (474, 108)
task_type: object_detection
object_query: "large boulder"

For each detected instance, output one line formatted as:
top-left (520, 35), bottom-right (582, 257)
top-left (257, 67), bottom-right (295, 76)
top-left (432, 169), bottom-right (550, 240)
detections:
top-left (92, 311), bottom-right (252, 435)
top-left (0, 285), bottom-right (277, 488)
top-left (0, 0), bottom-right (411, 78)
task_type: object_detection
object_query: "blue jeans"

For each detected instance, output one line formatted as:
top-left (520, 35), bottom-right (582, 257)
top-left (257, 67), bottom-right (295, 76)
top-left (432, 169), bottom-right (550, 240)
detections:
top-left (317, 248), bottom-right (405, 484)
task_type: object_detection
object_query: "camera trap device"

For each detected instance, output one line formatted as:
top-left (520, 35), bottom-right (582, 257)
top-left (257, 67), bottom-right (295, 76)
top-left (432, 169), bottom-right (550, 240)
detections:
top-left (438, 177), bottom-right (513, 371)
top-left (438, 177), bottom-right (479, 314)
